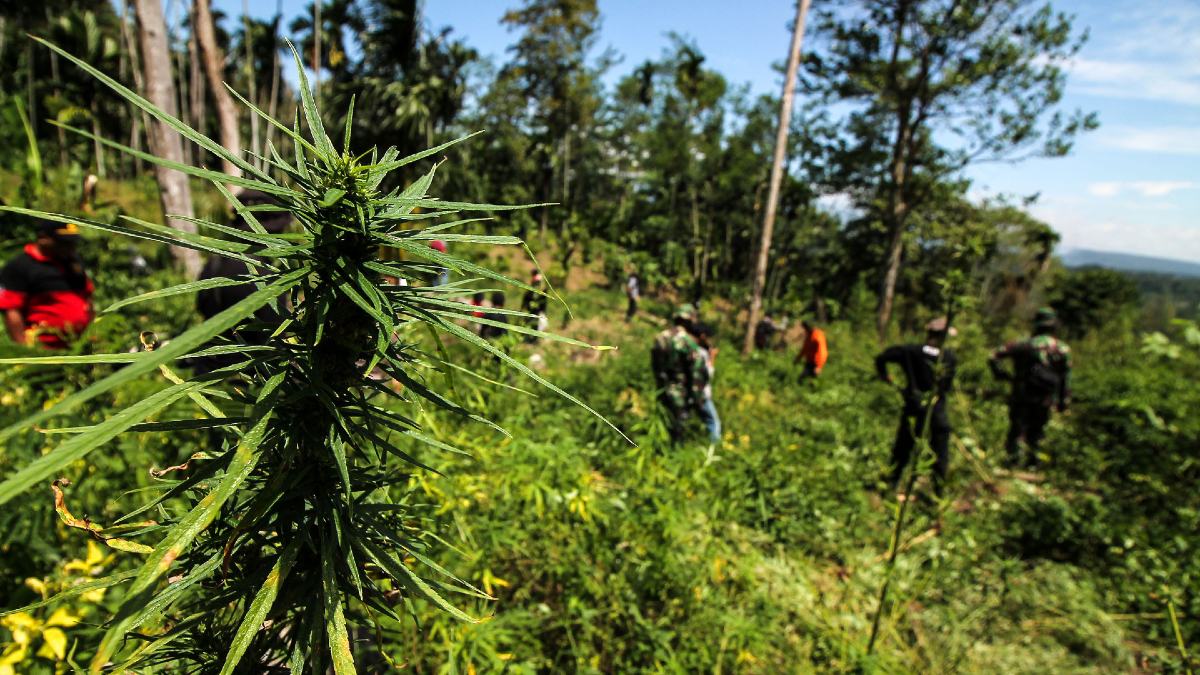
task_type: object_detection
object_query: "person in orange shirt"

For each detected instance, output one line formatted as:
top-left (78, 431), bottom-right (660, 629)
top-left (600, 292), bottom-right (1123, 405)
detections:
top-left (794, 320), bottom-right (827, 382)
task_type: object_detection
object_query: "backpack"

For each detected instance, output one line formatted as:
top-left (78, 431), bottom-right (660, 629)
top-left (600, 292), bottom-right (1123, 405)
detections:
top-left (1025, 352), bottom-right (1061, 397)
top-left (650, 331), bottom-right (672, 389)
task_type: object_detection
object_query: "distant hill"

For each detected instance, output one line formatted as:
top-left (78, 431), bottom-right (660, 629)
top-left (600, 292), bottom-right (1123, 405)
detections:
top-left (1060, 249), bottom-right (1200, 279)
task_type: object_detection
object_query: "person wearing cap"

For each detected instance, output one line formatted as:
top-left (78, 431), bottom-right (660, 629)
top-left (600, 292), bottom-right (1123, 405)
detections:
top-left (192, 190), bottom-right (294, 375)
top-left (794, 319), bottom-right (828, 382)
top-left (650, 303), bottom-right (704, 444)
top-left (0, 220), bottom-right (93, 349)
top-left (988, 307), bottom-right (1072, 468)
top-left (874, 318), bottom-right (959, 495)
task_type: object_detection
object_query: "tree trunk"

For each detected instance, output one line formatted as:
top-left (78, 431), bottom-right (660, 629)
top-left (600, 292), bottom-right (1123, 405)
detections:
top-left (49, 43), bottom-right (69, 168)
top-left (264, 28), bottom-right (281, 169)
top-left (560, 131), bottom-right (570, 239)
top-left (187, 6), bottom-right (203, 167)
top-left (25, 34), bottom-right (35, 151)
top-left (122, 0), bottom-right (153, 176)
top-left (132, 0), bottom-right (201, 278)
top-left (743, 0), bottom-right (811, 355)
top-left (243, 0), bottom-right (259, 171)
top-left (690, 183), bottom-right (700, 281)
top-left (264, 0), bottom-right (283, 165)
top-left (700, 201), bottom-right (713, 288)
top-left (168, 7), bottom-right (193, 169)
top-left (876, 203), bottom-right (906, 341)
top-left (90, 99), bottom-right (106, 179)
top-left (875, 115), bottom-right (914, 342)
top-left (116, 1), bottom-right (130, 179)
top-left (194, 0), bottom-right (243, 178)
top-left (312, 1), bottom-right (321, 98)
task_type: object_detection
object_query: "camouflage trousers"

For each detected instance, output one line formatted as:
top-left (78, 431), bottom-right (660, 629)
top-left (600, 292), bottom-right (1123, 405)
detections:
top-left (658, 385), bottom-right (690, 444)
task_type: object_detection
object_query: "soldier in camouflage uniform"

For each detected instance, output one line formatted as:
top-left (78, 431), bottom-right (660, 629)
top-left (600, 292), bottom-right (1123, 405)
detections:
top-left (651, 304), bottom-right (705, 444)
top-left (989, 308), bottom-right (1072, 468)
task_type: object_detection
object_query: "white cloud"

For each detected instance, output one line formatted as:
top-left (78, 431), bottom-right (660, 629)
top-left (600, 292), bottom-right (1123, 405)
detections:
top-left (1086, 180), bottom-right (1198, 197)
top-left (1087, 182), bottom-right (1121, 197)
top-left (1061, 0), bottom-right (1200, 108)
top-left (1032, 202), bottom-right (1200, 263)
top-left (1070, 58), bottom-right (1200, 107)
top-left (1131, 181), bottom-right (1197, 196)
top-left (1096, 126), bottom-right (1200, 155)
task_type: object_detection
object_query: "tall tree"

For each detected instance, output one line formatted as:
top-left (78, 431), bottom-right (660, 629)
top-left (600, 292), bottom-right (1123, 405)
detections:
top-left (499, 0), bottom-right (601, 238)
top-left (743, 0), bottom-right (811, 355)
top-left (803, 0), bottom-right (1097, 340)
top-left (289, 0), bottom-right (363, 84)
top-left (242, 0), bottom-right (259, 171)
top-left (131, 0), bottom-right (200, 276)
top-left (194, 0), bottom-right (242, 177)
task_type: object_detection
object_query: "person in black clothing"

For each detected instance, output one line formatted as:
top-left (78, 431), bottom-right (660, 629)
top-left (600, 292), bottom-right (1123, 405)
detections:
top-left (875, 317), bottom-right (958, 495)
top-left (191, 190), bottom-right (294, 376)
top-left (520, 271), bottom-right (548, 343)
top-left (480, 292), bottom-right (508, 340)
top-left (754, 314), bottom-right (783, 350)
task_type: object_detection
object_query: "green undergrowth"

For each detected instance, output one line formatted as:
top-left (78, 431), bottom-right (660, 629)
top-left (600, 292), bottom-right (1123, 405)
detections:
top-left (337, 284), bottom-right (1198, 673)
top-left (1, 247), bottom-right (1197, 674)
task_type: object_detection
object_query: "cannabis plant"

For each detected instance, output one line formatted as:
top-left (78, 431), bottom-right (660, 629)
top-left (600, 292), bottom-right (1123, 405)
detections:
top-left (0, 40), bottom-right (607, 674)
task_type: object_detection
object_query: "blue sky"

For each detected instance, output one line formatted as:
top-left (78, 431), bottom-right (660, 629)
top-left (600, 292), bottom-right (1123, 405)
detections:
top-left (211, 0), bottom-right (1200, 262)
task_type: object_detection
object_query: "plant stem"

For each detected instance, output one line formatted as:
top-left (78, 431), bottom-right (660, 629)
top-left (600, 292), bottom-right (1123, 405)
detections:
top-left (1167, 585), bottom-right (1194, 675)
top-left (865, 428), bottom-right (920, 655)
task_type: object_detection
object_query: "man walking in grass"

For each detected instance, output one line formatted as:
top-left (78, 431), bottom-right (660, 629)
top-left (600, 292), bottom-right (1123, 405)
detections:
top-left (989, 308), bottom-right (1072, 469)
top-left (794, 319), bottom-right (827, 382)
top-left (875, 318), bottom-right (958, 496)
top-left (651, 304), bottom-right (703, 444)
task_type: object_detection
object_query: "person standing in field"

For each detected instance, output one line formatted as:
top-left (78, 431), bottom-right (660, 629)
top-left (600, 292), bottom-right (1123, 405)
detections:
top-left (754, 313), bottom-right (784, 350)
top-left (625, 270), bottom-right (640, 323)
top-left (875, 318), bottom-right (958, 496)
top-left (650, 304), bottom-right (703, 444)
top-left (794, 319), bottom-right (828, 382)
top-left (988, 308), bottom-right (1072, 469)
top-left (688, 321), bottom-right (722, 445)
top-left (520, 270), bottom-right (548, 343)
top-left (0, 220), bottom-right (93, 349)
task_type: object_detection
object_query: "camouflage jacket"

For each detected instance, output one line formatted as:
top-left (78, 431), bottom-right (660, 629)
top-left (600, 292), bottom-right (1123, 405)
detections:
top-left (989, 334), bottom-right (1072, 407)
top-left (651, 326), bottom-right (705, 408)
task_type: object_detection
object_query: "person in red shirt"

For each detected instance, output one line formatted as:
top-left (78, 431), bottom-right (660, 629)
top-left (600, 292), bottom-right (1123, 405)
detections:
top-left (0, 221), bottom-right (93, 349)
top-left (794, 320), bottom-right (828, 382)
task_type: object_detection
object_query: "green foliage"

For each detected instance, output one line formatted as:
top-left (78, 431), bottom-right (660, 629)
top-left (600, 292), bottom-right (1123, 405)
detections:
top-left (330, 294), bottom-right (1194, 673)
top-left (1047, 267), bottom-right (1141, 336)
top-left (0, 39), bottom-right (606, 674)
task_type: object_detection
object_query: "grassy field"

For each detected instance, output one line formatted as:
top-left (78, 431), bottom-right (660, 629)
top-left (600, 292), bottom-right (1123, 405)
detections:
top-left (0, 188), bottom-right (1196, 673)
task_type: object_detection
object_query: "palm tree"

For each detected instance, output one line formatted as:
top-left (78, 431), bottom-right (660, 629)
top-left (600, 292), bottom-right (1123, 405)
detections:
top-left (232, 11), bottom-right (289, 167)
top-left (288, 0), bottom-right (363, 84)
top-left (48, 8), bottom-right (124, 178)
